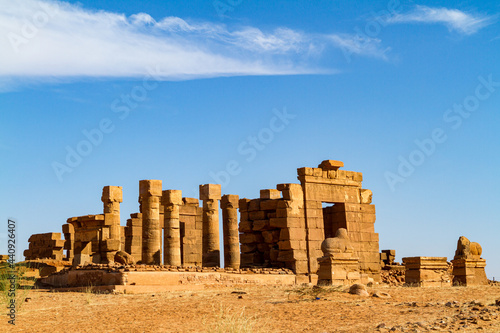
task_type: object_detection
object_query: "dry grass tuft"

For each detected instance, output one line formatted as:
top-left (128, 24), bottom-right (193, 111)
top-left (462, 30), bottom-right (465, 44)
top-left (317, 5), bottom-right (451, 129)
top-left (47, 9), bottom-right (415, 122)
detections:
top-left (204, 304), bottom-right (262, 333)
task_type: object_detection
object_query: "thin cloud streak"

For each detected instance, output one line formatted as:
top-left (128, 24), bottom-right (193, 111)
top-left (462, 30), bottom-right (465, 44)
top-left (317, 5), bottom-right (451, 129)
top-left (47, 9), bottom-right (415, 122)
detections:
top-left (0, 0), bottom-right (387, 85)
top-left (328, 34), bottom-right (390, 60)
top-left (386, 5), bottom-right (495, 35)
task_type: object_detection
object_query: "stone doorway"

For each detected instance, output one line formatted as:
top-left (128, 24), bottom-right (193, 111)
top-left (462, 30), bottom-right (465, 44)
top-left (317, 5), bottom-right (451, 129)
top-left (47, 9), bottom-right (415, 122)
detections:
top-left (322, 202), bottom-right (347, 239)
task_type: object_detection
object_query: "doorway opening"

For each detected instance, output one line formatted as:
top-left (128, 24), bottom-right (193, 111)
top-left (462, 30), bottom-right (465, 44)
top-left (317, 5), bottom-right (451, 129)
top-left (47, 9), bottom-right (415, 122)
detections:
top-left (322, 202), bottom-right (347, 239)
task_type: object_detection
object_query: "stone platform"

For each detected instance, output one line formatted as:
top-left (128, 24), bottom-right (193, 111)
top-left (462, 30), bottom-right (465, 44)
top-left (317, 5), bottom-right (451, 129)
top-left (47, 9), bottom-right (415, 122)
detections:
top-left (38, 265), bottom-right (297, 293)
top-left (402, 257), bottom-right (451, 287)
top-left (451, 258), bottom-right (487, 286)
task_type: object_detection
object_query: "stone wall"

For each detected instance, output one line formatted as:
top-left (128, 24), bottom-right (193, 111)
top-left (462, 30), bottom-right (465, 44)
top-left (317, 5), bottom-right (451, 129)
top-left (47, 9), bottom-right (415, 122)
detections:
top-left (239, 160), bottom-right (380, 283)
top-left (24, 233), bottom-right (64, 260)
top-left (180, 198), bottom-right (203, 266)
top-left (26, 159), bottom-right (382, 283)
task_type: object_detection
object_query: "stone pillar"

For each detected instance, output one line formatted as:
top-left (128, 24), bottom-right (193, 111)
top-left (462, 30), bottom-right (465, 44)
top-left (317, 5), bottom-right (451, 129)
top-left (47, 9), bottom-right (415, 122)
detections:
top-left (101, 186), bottom-right (123, 249)
top-left (125, 213), bottom-right (142, 263)
top-left (275, 183), bottom-right (307, 277)
top-left (62, 223), bottom-right (75, 261)
top-left (221, 194), bottom-right (240, 269)
top-left (451, 259), bottom-right (487, 286)
top-left (317, 229), bottom-right (360, 286)
top-left (162, 190), bottom-right (182, 266)
top-left (200, 184), bottom-right (221, 267)
top-left (139, 180), bottom-right (162, 265)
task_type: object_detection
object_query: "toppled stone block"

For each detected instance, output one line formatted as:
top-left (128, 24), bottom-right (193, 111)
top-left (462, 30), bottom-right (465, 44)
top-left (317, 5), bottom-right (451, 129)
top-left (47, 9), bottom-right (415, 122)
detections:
top-left (114, 251), bottom-right (136, 265)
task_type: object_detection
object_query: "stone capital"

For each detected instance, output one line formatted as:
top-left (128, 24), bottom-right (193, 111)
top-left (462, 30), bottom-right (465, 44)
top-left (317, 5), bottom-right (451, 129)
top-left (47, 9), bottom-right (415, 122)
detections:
top-left (199, 184), bottom-right (221, 201)
top-left (101, 186), bottom-right (123, 203)
top-left (162, 189), bottom-right (183, 206)
top-left (221, 194), bottom-right (239, 209)
top-left (139, 180), bottom-right (162, 197)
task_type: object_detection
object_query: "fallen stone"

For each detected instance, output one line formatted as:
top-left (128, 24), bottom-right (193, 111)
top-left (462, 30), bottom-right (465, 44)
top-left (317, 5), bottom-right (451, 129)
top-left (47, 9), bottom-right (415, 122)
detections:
top-left (114, 251), bottom-right (136, 265)
top-left (372, 291), bottom-right (391, 299)
top-left (349, 283), bottom-right (369, 297)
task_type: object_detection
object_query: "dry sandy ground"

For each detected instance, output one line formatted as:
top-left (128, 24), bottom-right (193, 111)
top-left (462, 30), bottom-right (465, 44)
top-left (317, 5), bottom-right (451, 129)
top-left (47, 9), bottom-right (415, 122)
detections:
top-left (2, 284), bottom-right (500, 332)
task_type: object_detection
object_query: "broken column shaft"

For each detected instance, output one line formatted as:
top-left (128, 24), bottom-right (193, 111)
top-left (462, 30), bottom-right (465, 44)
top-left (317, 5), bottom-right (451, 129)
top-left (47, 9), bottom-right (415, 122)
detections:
top-left (139, 180), bottom-right (162, 265)
top-left (101, 186), bottom-right (123, 250)
top-left (221, 194), bottom-right (240, 269)
top-left (200, 184), bottom-right (221, 267)
top-left (162, 189), bottom-right (182, 266)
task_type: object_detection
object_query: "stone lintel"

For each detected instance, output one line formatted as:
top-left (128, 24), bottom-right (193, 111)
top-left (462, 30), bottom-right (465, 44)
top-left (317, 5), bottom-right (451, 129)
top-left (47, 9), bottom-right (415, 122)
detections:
top-left (183, 197), bottom-right (199, 206)
top-left (297, 175), bottom-right (361, 187)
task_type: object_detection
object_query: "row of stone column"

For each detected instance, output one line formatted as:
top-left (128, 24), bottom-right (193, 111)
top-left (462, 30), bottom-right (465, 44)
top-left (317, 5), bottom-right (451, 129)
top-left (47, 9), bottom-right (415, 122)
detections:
top-left (139, 180), bottom-right (240, 268)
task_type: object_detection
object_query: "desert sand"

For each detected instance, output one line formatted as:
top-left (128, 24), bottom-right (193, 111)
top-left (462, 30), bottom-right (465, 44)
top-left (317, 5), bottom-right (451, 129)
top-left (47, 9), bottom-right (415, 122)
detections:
top-left (3, 283), bottom-right (500, 332)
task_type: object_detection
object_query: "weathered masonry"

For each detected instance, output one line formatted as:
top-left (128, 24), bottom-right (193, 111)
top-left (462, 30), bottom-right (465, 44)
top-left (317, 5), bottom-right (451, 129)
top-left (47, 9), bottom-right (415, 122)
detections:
top-left (25, 160), bottom-right (381, 283)
top-left (239, 160), bottom-right (380, 283)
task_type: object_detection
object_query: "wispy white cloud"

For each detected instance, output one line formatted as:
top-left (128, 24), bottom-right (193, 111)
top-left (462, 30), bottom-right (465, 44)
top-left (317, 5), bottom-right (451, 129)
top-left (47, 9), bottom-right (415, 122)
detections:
top-left (328, 34), bottom-right (390, 60)
top-left (386, 6), bottom-right (495, 35)
top-left (0, 0), bottom-right (388, 86)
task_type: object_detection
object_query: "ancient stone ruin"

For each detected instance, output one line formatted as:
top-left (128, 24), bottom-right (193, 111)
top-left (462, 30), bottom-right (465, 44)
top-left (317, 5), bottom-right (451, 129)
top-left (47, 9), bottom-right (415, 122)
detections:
top-left (0, 254), bottom-right (10, 264)
top-left (451, 236), bottom-right (488, 286)
top-left (24, 233), bottom-right (65, 261)
top-left (23, 160), bottom-right (488, 289)
top-left (402, 257), bottom-right (451, 287)
top-left (401, 236), bottom-right (488, 287)
top-left (317, 228), bottom-right (361, 285)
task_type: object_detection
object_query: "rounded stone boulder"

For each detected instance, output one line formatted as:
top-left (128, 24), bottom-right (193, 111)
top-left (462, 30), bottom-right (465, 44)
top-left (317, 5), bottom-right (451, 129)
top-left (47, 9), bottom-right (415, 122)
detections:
top-left (349, 283), bottom-right (369, 297)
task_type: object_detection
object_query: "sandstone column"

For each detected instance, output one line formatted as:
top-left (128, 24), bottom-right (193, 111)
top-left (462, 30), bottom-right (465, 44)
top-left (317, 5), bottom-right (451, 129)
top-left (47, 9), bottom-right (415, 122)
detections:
top-left (101, 186), bottom-right (123, 250)
top-left (200, 184), bottom-right (221, 267)
top-left (125, 213), bottom-right (143, 263)
top-left (139, 180), bottom-right (162, 265)
top-left (162, 190), bottom-right (182, 266)
top-left (221, 194), bottom-right (240, 269)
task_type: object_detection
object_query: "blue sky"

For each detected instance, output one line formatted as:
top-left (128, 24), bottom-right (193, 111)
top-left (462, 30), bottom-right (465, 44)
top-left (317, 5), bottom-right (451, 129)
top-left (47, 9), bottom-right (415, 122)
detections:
top-left (1, 0), bottom-right (499, 278)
